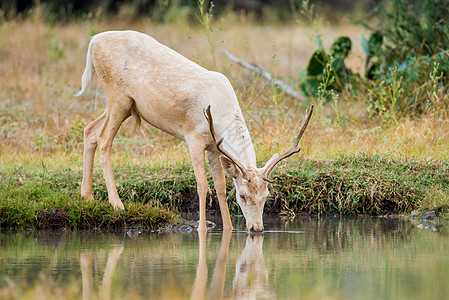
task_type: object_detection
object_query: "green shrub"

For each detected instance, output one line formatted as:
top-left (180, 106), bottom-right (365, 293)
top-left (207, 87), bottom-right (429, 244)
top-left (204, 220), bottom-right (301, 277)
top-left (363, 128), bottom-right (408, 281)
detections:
top-left (362, 0), bottom-right (449, 76)
top-left (361, 0), bottom-right (449, 118)
top-left (300, 0), bottom-right (449, 119)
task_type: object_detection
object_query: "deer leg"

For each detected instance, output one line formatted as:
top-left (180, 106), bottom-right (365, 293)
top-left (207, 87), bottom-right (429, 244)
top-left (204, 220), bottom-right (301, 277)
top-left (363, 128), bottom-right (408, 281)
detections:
top-left (100, 244), bottom-right (124, 300)
top-left (189, 144), bottom-right (208, 232)
top-left (79, 253), bottom-right (93, 300)
top-left (97, 94), bottom-right (132, 210)
top-left (190, 229), bottom-right (208, 300)
top-left (209, 228), bottom-right (232, 299)
top-left (81, 111), bottom-right (107, 200)
top-left (208, 151), bottom-right (233, 230)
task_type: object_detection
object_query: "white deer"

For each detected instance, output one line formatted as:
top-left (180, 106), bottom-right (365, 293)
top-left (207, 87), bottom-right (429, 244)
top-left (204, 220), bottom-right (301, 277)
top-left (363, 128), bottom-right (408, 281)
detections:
top-left (75, 30), bottom-right (313, 232)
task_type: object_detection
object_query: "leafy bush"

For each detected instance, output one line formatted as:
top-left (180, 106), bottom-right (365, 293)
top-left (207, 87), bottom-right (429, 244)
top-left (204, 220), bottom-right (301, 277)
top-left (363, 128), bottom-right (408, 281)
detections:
top-left (363, 0), bottom-right (449, 76)
top-left (361, 0), bottom-right (449, 117)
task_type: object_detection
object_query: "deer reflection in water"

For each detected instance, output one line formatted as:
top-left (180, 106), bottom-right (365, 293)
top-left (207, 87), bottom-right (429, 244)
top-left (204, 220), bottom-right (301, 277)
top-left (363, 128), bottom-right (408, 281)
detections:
top-left (191, 230), bottom-right (275, 300)
top-left (77, 231), bottom-right (272, 300)
top-left (79, 243), bottom-right (124, 300)
top-left (233, 234), bottom-right (274, 299)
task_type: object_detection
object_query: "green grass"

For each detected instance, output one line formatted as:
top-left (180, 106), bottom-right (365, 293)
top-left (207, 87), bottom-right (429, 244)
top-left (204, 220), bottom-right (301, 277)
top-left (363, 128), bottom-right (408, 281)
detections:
top-left (270, 155), bottom-right (449, 216)
top-left (1, 154), bottom-right (448, 230)
top-left (0, 166), bottom-right (178, 230)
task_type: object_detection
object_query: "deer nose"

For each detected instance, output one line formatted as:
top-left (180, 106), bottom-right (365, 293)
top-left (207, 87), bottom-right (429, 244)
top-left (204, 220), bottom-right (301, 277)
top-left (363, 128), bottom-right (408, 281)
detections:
top-left (250, 225), bottom-right (264, 233)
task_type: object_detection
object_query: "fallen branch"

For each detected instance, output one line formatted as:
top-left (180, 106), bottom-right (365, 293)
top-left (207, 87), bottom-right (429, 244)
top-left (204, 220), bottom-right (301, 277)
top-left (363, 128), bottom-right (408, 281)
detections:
top-left (221, 48), bottom-right (306, 101)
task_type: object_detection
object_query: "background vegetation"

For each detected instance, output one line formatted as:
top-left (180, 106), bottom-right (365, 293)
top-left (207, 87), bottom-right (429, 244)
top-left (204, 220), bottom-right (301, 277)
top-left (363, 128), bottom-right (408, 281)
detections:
top-left (1, 0), bottom-right (449, 227)
top-left (1, 0), bottom-right (376, 22)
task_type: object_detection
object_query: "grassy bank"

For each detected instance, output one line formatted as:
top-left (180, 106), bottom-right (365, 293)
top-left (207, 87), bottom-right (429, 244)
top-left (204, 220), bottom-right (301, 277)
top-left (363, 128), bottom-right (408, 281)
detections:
top-left (0, 156), bottom-right (178, 230)
top-left (1, 153), bottom-right (448, 230)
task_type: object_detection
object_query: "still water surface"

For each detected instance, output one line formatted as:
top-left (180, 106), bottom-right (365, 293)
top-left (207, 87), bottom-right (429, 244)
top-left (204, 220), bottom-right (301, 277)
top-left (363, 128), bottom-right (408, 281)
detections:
top-left (1, 217), bottom-right (448, 299)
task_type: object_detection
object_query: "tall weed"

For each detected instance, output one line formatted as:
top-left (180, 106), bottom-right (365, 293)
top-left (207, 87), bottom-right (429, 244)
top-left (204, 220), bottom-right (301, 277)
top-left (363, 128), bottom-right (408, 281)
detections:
top-left (197, 0), bottom-right (217, 70)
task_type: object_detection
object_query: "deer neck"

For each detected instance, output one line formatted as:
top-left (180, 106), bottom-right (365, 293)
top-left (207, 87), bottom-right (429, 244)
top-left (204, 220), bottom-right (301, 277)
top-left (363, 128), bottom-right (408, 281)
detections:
top-left (216, 112), bottom-right (257, 169)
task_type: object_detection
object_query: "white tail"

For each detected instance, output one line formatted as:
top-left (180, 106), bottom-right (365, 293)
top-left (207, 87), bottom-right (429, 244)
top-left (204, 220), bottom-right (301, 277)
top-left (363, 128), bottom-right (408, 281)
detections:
top-left (77, 30), bottom-right (313, 233)
top-left (75, 43), bottom-right (95, 97)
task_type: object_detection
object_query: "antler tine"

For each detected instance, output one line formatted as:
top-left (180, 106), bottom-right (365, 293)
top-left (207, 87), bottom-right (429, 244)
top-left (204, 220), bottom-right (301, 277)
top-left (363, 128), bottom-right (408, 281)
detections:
top-left (261, 174), bottom-right (275, 183)
top-left (262, 105), bottom-right (314, 180)
top-left (204, 105), bottom-right (250, 181)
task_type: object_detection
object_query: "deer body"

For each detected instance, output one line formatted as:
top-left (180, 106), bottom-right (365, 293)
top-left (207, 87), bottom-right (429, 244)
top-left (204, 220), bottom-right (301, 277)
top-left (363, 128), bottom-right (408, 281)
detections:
top-left (77, 30), bottom-right (312, 232)
top-left (81, 31), bottom-right (245, 145)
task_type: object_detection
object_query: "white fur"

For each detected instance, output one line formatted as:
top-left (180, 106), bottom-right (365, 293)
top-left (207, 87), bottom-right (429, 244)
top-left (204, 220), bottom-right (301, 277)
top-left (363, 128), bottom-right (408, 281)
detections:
top-left (76, 30), bottom-right (300, 232)
top-left (75, 43), bottom-right (94, 97)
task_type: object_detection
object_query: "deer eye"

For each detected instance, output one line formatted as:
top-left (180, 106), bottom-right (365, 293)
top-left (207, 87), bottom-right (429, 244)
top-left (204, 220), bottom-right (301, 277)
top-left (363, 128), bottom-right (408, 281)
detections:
top-left (239, 194), bottom-right (247, 203)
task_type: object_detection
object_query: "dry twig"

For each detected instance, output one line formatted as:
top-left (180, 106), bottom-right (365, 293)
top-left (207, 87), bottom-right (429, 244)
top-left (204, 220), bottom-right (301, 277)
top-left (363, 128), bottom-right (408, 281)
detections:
top-left (221, 48), bottom-right (306, 101)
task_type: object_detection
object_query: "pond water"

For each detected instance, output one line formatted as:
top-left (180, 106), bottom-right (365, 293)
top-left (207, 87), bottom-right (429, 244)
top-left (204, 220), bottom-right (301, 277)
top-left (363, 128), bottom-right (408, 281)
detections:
top-left (1, 217), bottom-right (448, 299)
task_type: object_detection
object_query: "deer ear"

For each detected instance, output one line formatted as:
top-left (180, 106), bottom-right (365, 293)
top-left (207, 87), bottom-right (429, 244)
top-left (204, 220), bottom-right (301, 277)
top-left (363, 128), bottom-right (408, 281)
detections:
top-left (262, 153), bottom-right (279, 177)
top-left (220, 156), bottom-right (241, 178)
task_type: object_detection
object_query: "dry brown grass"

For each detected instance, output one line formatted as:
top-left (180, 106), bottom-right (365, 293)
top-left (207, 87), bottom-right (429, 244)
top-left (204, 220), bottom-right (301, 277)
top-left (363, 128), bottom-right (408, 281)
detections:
top-left (1, 12), bottom-right (449, 169)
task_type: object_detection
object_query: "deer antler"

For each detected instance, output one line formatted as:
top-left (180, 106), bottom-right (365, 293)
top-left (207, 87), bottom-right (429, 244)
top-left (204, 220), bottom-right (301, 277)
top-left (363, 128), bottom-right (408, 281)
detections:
top-left (204, 105), bottom-right (250, 181)
top-left (261, 105), bottom-right (314, 182)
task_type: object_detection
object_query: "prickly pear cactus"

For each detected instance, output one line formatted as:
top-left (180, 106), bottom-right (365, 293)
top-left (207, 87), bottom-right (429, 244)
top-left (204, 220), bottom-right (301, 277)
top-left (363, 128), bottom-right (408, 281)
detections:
top-left (362, 31), bottom-right (383, 79)
top-left (300, 35), bottom-right (354, 97)
top-left (307, 49), bottom-right (327, 76)
top-left (330, 36), bottom-right (351, 71)
top-left (330, 36), bottom-right (351, 58)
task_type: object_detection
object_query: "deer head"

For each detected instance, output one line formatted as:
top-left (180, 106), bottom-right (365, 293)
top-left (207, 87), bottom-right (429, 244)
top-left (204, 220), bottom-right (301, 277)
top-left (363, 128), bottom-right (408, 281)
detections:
top-left (204, 105), bottom-right (313, 232)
